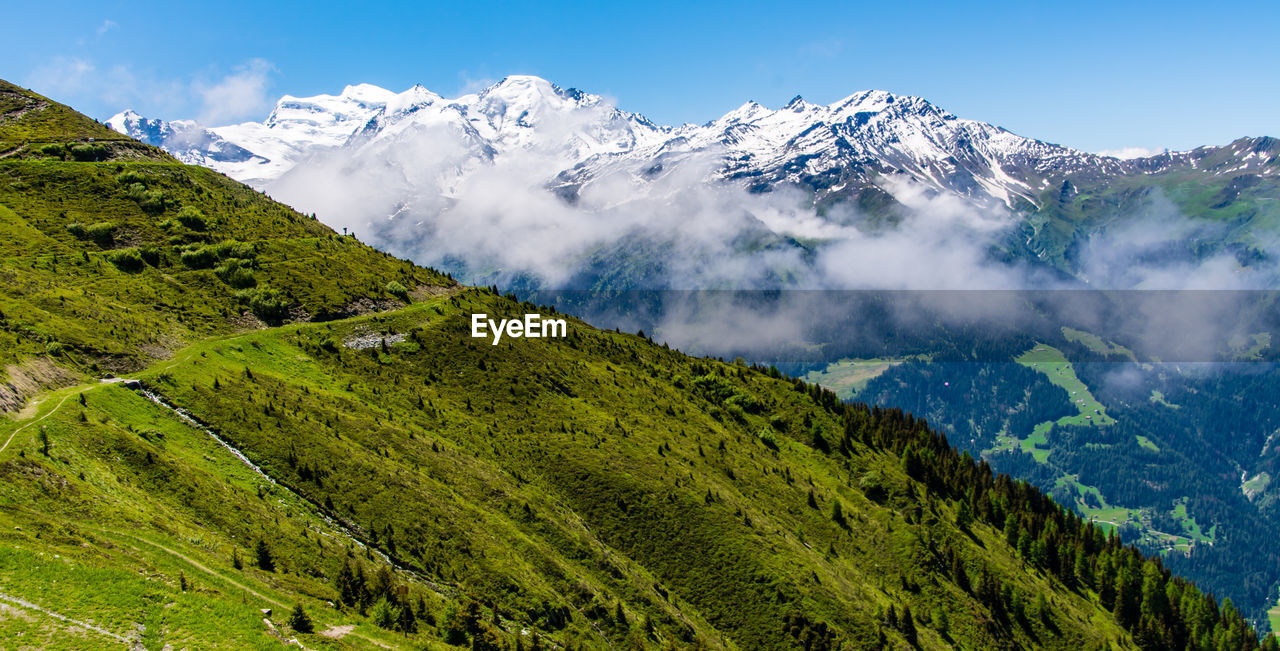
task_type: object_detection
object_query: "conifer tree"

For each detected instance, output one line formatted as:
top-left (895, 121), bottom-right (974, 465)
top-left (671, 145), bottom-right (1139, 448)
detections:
top-left (1074, 548), bottom-right (1092, 588)
top-left (954, 499), bottom-right (972, 530)
top-left (950, 555), bottom-right (969, 592)
top-left (288, 603), bottom-right (314, 634)
top-left (899, 605), bottom-right (917, 645)
top-left (335, 560), bottom-right (358, 608)
top-left (371, 598), bottom-right (396, 629)
top-left (254, 539), bottom-right (275, 572)
top-left (397, 599), bottom-right (418, 635)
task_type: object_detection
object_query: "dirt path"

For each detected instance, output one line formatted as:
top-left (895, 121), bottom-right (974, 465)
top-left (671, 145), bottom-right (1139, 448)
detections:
top-left (0, 391), bottom-right (74, 455)
top-left (0, 377), bottom-right (132, 455)
top-left (107, 531), bottom-right (287, 610)
top-left (320, 624), bottom-right (355, 639)
top-left (100, 530), bottom-right (390, 649)
top-left (0, 590), bottom-right (130, 644)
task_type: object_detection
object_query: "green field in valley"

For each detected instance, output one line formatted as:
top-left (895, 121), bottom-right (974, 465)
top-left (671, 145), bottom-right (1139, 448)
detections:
top-left (1015, 345), bottom-right (1115, 427)
top-left (1271, 599), bottom-right (1280, 639)
top-left (1061, 327), bottom-right (1135, 361)
top-left (802, 357), bottom-right (904, 401)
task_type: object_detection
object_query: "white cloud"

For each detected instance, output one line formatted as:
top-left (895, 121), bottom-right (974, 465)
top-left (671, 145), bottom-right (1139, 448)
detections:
top-left (260, 100), bottom-right (1279, 360)
top-left (23, 56), bottom-right (273, 124)
top-left (96, 20), bottom-right (117, 36)
top-left (193, 59), bottom-right (276, 125)
top-left (455, 73), bottom-right (497, 97)
top-left (26, 57), bottom-right (97, 98)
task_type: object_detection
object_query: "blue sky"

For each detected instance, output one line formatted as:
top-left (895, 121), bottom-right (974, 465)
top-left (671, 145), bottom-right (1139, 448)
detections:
top-left (8, 0), bottom-right (1278, 153)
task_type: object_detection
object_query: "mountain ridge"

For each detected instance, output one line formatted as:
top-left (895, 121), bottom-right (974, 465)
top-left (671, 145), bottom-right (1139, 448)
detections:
top-left (107, 76), bottom-right (1280, 291)
top-left (107, 75), bottom-right (1125, 208)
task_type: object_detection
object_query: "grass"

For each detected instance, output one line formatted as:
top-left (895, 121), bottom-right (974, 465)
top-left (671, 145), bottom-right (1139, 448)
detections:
top-left (1002, 346), bottom-right (1218, 557)
top-left (1061, 326), bottom-right (1135, 361)
top-left (0, 381), bottom-right (418, 649)
top-left (0, 289), bottom-right (1139, 649)
top-left (1243, 472), bottom-right (1272, 501)
top-left (1051, 474), bottom-right (1136, 532)
top-left (988, 422), bottom-right (1055, 463)
top-left (1171, 499), bottom-right (1214, 545)
top-left (1015, 345), bottom-right (1115, 426)
top-left (1270, 598), bottom-right (1280, 637)
top-left (1021, 142), bottom-right (1280, 276)
top-left (1228, 332), bottom-right (1272, 360)
top-left (984, 344), bottom-right (1115, 463)
top-left (0, 156), bottom-right (453, 410)
top-left (1, 81), bottom-right (132, 145)
top-left (1067, 495), bottom-right (1214, 557)
top-left (1149, 390), bottom-right (1181, 409)
top-left (802, 357), bottom-right (903, 400)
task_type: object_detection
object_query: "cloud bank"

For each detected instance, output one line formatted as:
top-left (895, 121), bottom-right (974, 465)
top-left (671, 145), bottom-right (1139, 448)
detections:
top-left (260, 102), bottom-right (1278, 362)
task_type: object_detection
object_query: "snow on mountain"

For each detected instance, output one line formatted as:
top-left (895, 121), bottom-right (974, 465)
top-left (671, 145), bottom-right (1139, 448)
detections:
top-left (105, 77), bottom-right (1280, 291)
top-left (106, 110), bottom-right (260, 168)
top-left (111, 76), bottom-right (1280, 219)
top-left (108, 75), bottom-right (1128, 210)
top-left (109, 83), bottom-right (396, 185)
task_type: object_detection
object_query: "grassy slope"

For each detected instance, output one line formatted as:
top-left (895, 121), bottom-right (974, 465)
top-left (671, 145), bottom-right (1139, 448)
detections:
top-left (2, 291), bottom-right (1135, 649)
top-left (1021, 139), bottom-right (1280, 273)
top-left (0, 123), bottom-right (453, 411)
top-left (0, 79), bottom-right (166, 163)
top-left (0, 79), bottom-right (1259, 649)
top-left (1015, 345), bottom-right (1114, 428)
top-left (801, 357), bottom-right (903, 401)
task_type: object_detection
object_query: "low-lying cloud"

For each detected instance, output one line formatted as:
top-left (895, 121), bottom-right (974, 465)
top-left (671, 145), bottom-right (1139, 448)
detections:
top-left (263, 108), bottom-right (1279, 363)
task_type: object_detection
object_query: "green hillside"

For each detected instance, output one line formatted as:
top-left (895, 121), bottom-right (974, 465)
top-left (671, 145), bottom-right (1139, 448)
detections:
top-left (0, 81), bottom-right (1272, 649)
top-left (0, 78), bottom-right (454, 412)
top-left (0, 79), bottom-right (163, 161)
top-left (1015, 138), bottom-right (1280, 275)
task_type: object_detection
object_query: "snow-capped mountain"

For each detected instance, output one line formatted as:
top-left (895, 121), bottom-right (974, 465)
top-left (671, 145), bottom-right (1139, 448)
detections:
top-left (110, 83), bottom-right (395, 185)
top-left (107, 75), bottom-right (1116, 209)
top-left (109, 76), bottom-right (1279, 291)
top-left (109, 75), bottom-right (1280, 211)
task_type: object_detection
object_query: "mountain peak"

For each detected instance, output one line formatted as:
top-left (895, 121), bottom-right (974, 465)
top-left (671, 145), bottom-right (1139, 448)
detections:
top-left (829, 89), bottom-right (903, 113)
top-left (482, 75), bottom-right (569, 102)
top-left (483, 75), bottom-right (563, 98)
top-left (385, 84), bottom-right (443, 114)
top-left (473, 75), bottom-right (607, 125)
top-left (338, 82), bottom-right (396, 102)
top-left (493, 74), bottom-right (553, 87)
top-left (106, 109), bottom-right (142, 130)
top-left (719, 100), bottom-right (768, 124)
top-left (106, 76), bottom-right (1118, 209)
top-left (784, 95), bottom-right (810, 110)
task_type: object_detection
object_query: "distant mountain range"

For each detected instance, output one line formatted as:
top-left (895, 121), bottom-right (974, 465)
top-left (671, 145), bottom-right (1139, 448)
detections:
top-left (110, 75), bottom-right (1277, 207)
top-left (109, 76), bottom-right (1280, 290)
